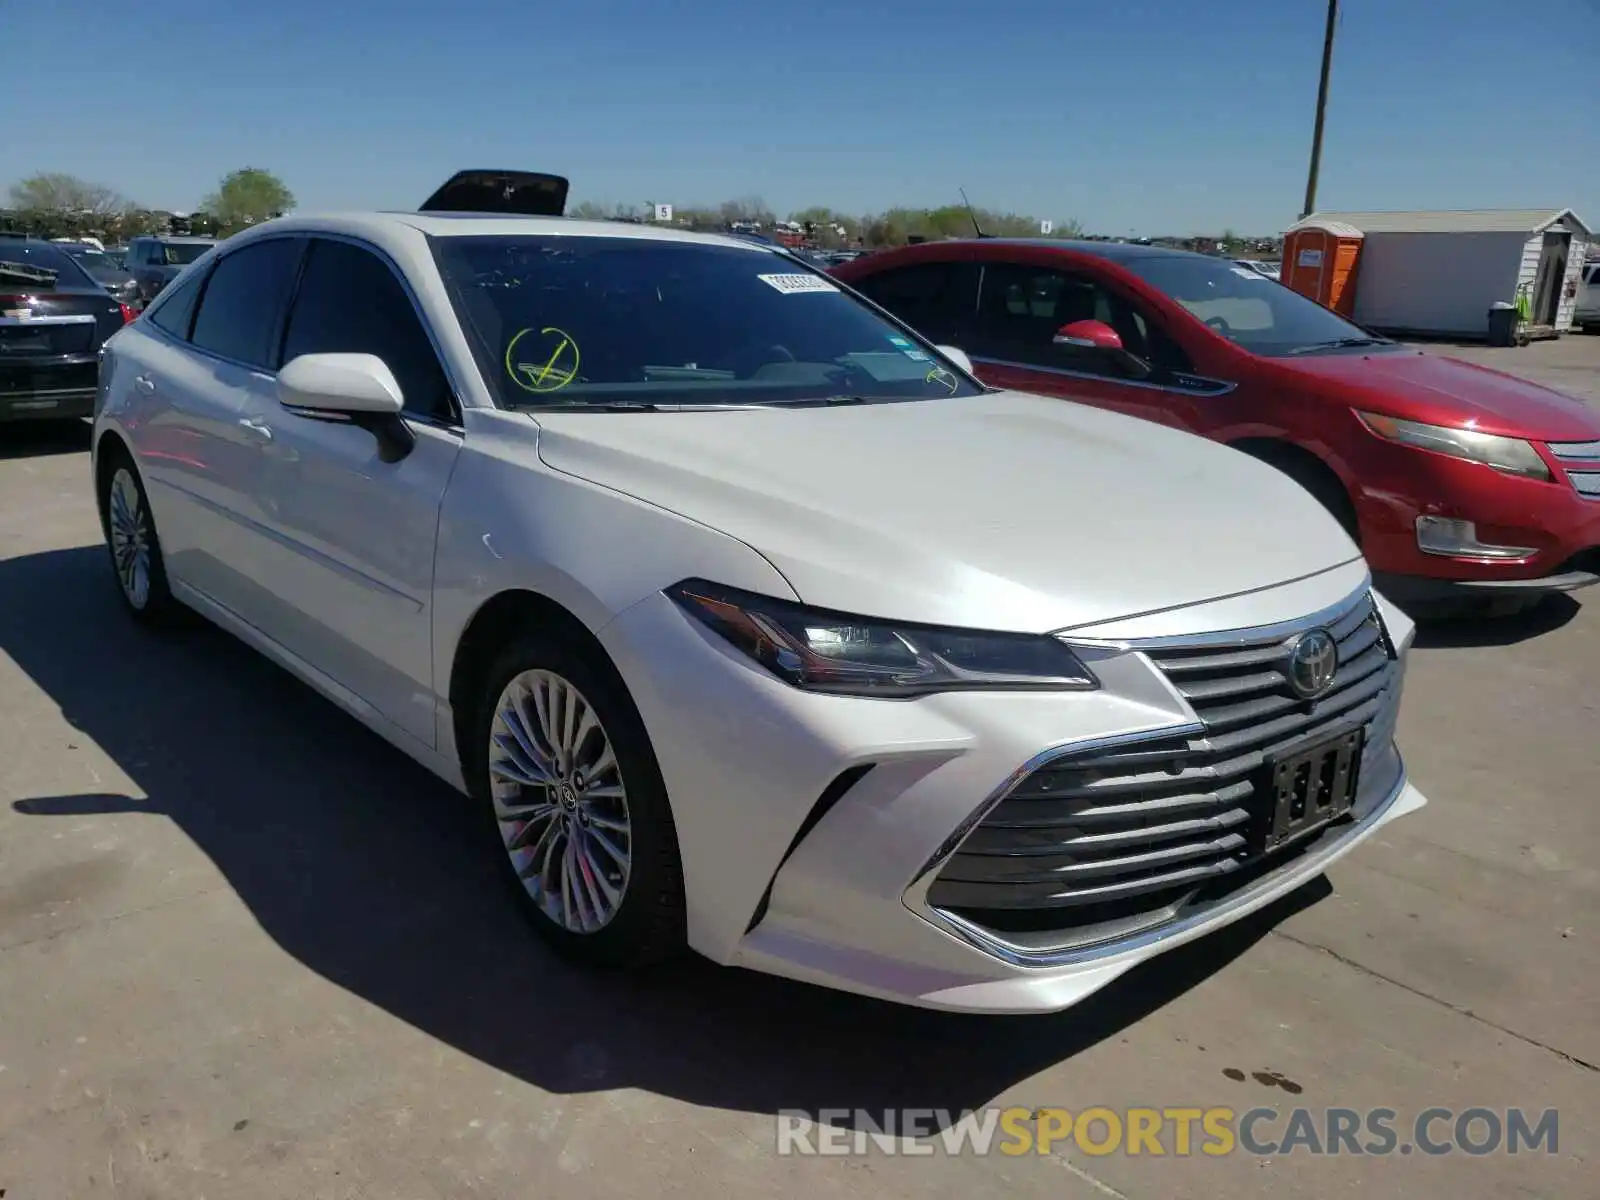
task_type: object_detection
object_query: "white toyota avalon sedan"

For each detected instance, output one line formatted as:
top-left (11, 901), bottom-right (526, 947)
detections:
top-left (91, 171), bottom-right (1426, 1014)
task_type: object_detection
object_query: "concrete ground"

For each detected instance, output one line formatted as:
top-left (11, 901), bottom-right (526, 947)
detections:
top-left (2, 339), bottom-right (1597, 1199)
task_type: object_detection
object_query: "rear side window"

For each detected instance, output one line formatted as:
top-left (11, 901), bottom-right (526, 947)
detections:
top-left (189, 238), bottom-right (303, 369)
top-left (282, 238), bottom-right (456, 422)
top-left (147, 267), bottom-right (207, 340)
top-left (850, 261), bottom-right (980, 345)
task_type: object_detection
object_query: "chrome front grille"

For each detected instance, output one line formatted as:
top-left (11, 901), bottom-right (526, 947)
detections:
top-left (1548, 440), bottom-right (1600, 500)
top-left (925, 591), bottom-right (1403, 949)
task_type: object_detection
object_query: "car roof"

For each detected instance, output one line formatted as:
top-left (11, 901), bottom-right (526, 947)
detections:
top-left (977, 237), bottom-right (1214, 263)
top-left (241, 210), bottom-right (777, 253)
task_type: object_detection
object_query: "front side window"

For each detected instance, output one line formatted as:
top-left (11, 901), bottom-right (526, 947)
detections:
top-left (967, 263), bottom-right (1190, 378)
top-left (189, 238), bottom-right (303, 369)
top-left (282, 238), bottom-right (456, 422)
top-left (1122, 255), bottom-right (1396, 357)
top-left (431, 235), bottom-right (983, 409)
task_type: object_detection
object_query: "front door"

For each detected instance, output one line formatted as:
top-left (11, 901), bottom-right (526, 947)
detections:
top-left (131, 237), bottom-right (305, 618)
top-left (963, 261), bottom-right (1209, 431)
top-left (239, 236), bottom-right (463, 746)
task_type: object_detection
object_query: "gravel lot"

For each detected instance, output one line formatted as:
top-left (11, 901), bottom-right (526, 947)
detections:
top-left (2, 338), bottom-right (1597, 1199)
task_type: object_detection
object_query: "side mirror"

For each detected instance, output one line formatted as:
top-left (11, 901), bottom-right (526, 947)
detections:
top-left (935, 345), bottom-right (974, 374)
top-left (1052, 319), bottom-right (1153, 380)
top-left (1053, 319), bottom-right (1124, 351)
top-left (278, 352), bottom-right (416, 463)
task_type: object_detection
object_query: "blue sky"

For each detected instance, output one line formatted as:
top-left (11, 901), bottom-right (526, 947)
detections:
top-left (9, 0), bottom-right (1596, 234)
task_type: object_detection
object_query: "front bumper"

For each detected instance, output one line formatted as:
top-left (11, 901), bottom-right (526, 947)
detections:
top-left (1353, 438), bottom-right (1600, 592)
top-left (599, 572), bottom-right (1426, 1014)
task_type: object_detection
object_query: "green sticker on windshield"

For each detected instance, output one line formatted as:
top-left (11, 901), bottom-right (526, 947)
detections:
top-left (505, 326), bottom-right (580, 393)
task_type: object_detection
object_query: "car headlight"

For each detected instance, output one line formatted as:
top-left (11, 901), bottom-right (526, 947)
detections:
top-left (667, 579), bottom-right (1099, 697)
top-left (1356, 411), bottom-right (1551, 481)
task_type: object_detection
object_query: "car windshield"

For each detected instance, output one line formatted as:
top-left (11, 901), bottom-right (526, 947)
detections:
top-left (161, 242), bottom-right (211, 265)
top-left (64, 246), bottom-right (119, 270)
top-left (0, 243), bottom-right (92, 288)
top-left (1123, 255), bottom-right (1392, 357)
top-left (431, 234), bottom-right (982, 409)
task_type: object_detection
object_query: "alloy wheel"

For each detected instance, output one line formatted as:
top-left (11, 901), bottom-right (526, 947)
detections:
top-left (108, 467), bottom-right (153, 610)
top-left (488, 668), bottom-right (633, 933)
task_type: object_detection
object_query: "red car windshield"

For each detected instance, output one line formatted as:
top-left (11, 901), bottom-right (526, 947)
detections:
top-left (1123, 255), bottom-right (1393, 358)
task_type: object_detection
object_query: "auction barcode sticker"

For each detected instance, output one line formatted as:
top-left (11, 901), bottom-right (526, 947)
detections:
top-left (757, 273), bottom-right (839, 294)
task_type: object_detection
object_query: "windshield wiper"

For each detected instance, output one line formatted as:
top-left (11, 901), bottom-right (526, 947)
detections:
top-left (749, 394), bottom-right (881, 408)
top-left (523, 400), bottom-right (778, 413)
top-left (1286, 336), bottom-right (1392, 355)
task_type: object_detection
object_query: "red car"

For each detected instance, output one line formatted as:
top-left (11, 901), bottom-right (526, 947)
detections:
top-left (830, 240), bottom-right (1600, 613)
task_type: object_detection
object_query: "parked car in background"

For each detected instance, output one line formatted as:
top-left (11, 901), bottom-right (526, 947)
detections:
top-left (125, 234), bottom-right (217, 306)
top-left (1575, 261), bottom-right (1599, 330)
top-left (833, 239), bottom-right (1600, 614)
top-left (1233, 258), bottom-right (1281, 281)
top-left (1, 241), bottom-right (134, 424)
top-left (90, 173), bottom-right (1423, 1013)
top-left (102, 244), bottom-right (129, 269)
top-left (58, 241), bottom-right (140, 308)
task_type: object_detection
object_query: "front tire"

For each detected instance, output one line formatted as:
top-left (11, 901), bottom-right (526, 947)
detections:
top-left (470, 630), bottom-right (687, 968)
top-left (100, 457), bottom-right (185, 625)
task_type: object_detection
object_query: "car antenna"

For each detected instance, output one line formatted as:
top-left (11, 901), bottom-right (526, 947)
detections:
top-left (959, 187), bottom-right (991, 239)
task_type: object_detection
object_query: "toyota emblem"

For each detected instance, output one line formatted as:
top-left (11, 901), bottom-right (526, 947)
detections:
top-left (1286, 629), bottom-right (1338, 699)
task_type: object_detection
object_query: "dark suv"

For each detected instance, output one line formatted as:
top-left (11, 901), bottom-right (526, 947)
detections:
top-left (125, 235), bottom-right (217, 305)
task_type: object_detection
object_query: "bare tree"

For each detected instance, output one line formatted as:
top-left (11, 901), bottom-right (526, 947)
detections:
top-left (8, 172), bottom-right (131, 217)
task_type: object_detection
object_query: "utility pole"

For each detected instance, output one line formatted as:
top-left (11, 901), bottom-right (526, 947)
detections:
top-left (1300, 0), bottom-right (1339, 219)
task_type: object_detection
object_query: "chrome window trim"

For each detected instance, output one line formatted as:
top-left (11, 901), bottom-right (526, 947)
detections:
top-left (138, 232), bottom-right (469, 429)
top-left (969, 354), bottom-right (1237, 397)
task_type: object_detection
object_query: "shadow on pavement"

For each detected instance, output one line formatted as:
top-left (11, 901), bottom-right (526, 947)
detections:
top-left (0, 419), bottom-right (91, 461)
top-left (2, 544), bottom-right (1329, 1126)
top-left (1410, 592), bottom-right (1582, 649)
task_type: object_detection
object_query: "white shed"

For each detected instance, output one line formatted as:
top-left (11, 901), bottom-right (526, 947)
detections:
top-left (1286, 208), bottom-right (1592, 338)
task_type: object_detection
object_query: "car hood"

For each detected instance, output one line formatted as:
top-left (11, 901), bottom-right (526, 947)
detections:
top-left (533, 391), bottom-right (1361, 632)
top-left (1281, 348), bottom-right (1600, 440)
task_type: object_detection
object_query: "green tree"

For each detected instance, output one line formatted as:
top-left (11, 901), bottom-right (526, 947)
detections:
top-left (568, 200), bottom-right (608, 220)
top-left (200, 168), bottom-right (295, 234)
top-left (7, 172), bottom-right (130, 218)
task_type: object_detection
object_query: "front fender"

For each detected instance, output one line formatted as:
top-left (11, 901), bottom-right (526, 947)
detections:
top-left (430, 412), bottom-right (798, 755)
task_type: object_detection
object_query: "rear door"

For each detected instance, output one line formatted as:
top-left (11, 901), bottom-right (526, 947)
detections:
top-left (237, 235), bottom-right (463, 745)
top-left (126, 237), bottom-right (305, 616)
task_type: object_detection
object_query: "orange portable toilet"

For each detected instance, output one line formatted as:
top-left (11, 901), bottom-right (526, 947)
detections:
top-left (1282, 219), bottom-right (1365, 316)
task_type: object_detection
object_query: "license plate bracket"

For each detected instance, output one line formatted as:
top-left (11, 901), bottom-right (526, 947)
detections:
top-left (1256, 727), bottom-right (1363, 853)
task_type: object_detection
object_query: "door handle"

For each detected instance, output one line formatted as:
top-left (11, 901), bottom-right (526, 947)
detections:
top-left (133, 374), bottom-right (156, 394)
top-left (238, 415), bottom-right (274, 441)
